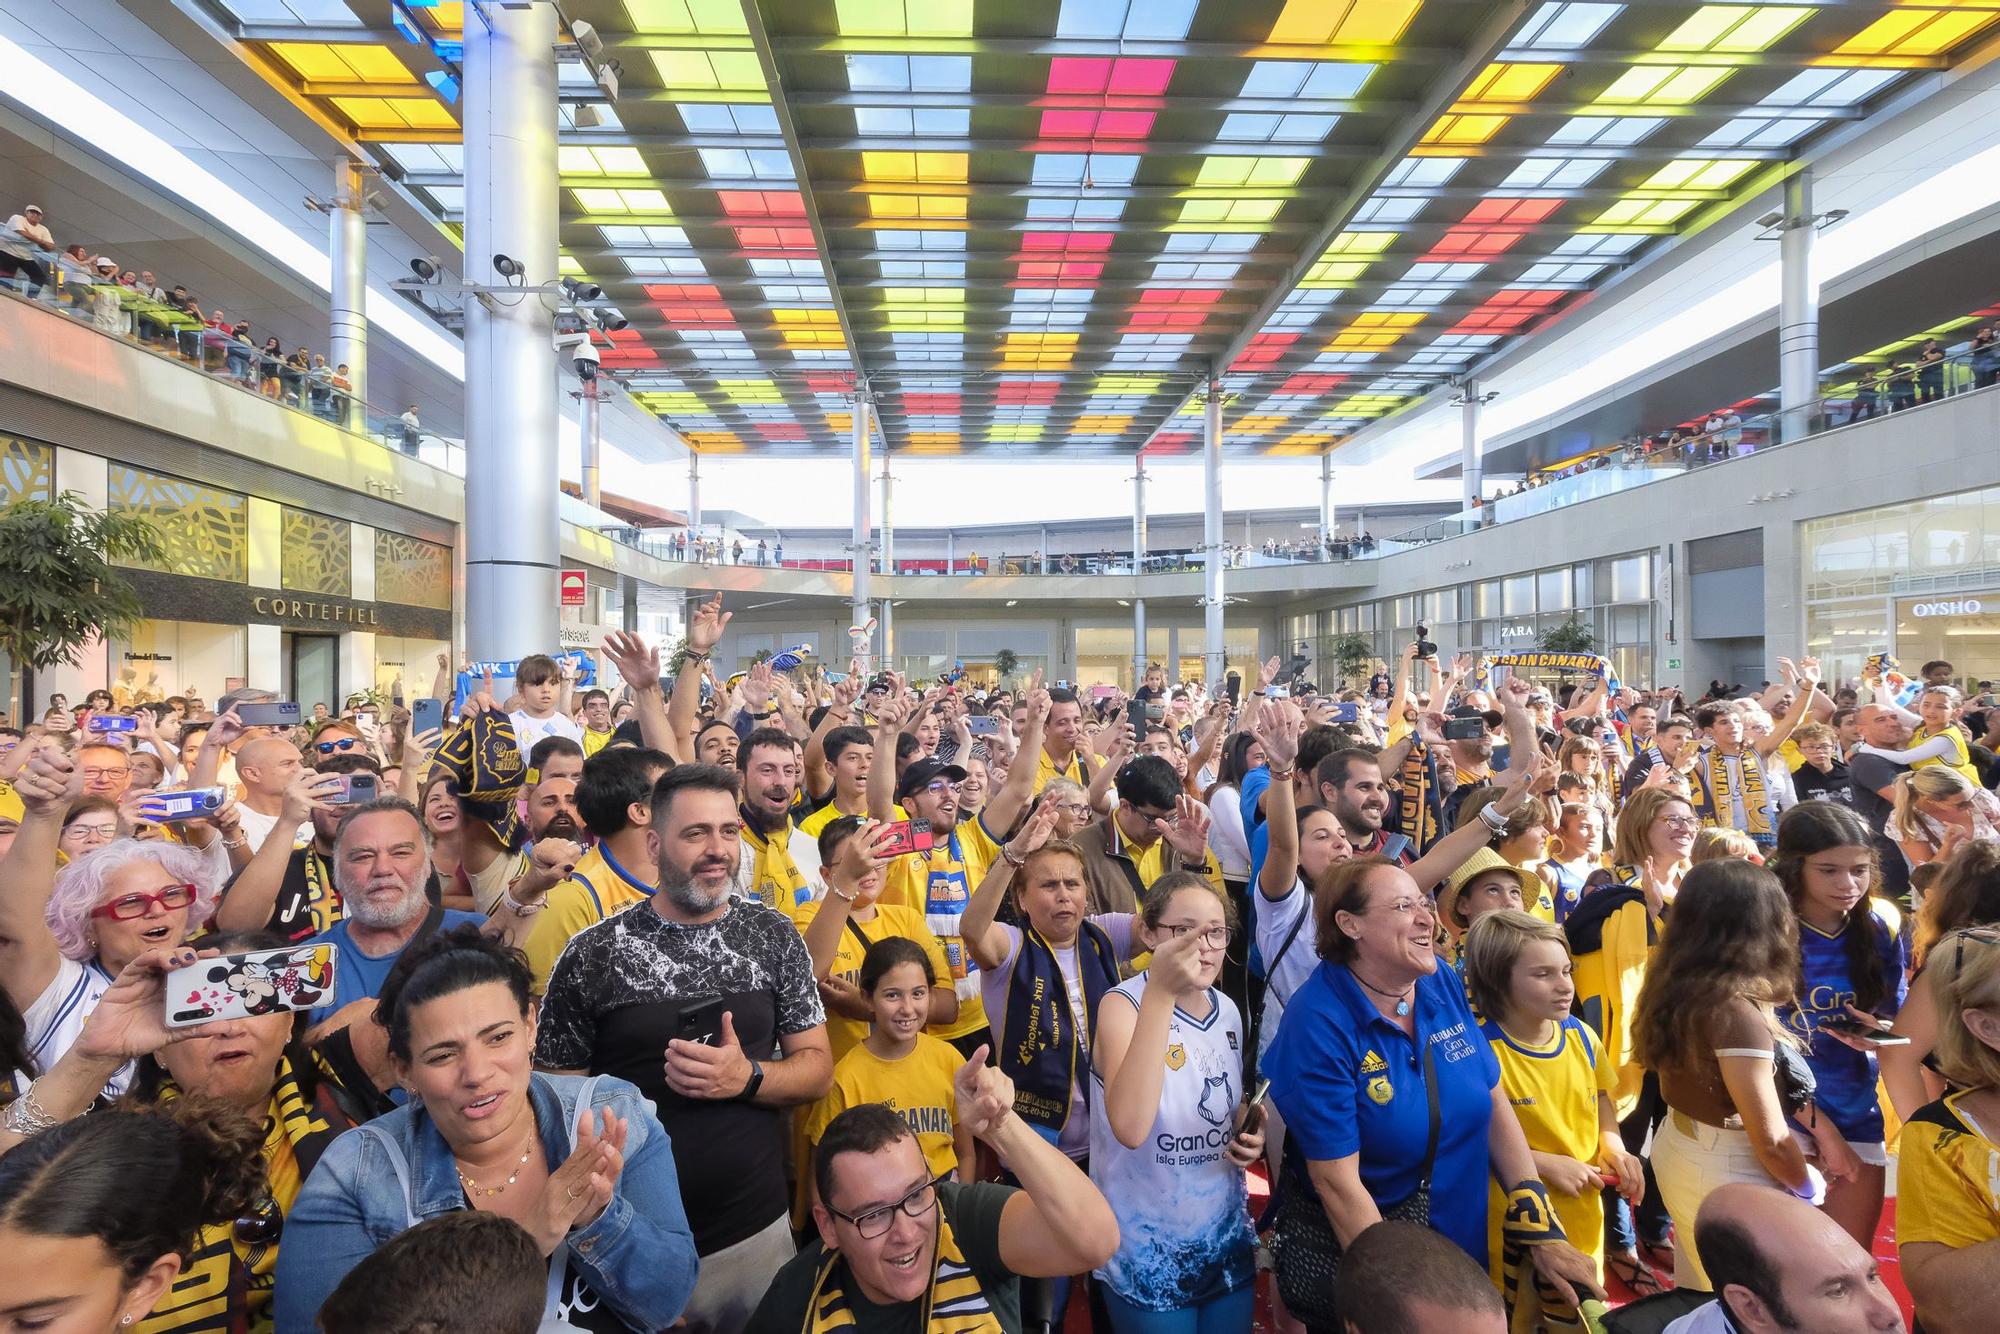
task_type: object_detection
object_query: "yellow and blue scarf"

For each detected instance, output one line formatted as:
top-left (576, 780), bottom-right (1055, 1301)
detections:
top-left (1002, 922), bottom-right (1118, 1140)
top-left (802, 1200), bottom-right (1004, 1334)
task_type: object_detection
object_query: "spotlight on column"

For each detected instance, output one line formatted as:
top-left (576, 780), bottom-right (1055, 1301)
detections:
top-left (599, 311), bottom-right (629, 332)
top-left (571, 20), bottom-right (606, 62)
top-left (562, 277), bottom-right (603, 302)
top-left (572, 103), bottom-right (604, 129)
top-left (410, 255), bottom-right (443, 283)
top-left (493, 253), bottom-right (524, 280)
top-left (594, 60), bottom-right (621, 101)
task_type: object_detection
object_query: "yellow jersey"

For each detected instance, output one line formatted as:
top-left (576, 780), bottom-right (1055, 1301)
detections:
top-left (880, 819), bottom-right (1001, 1040)
top-left (1911, 724), bottom-right (1983, 788)
top-left (786, 897), bottom-right (952, 1064)
top-left (1898, 1089), bottom-right (2000, 1251)
top-left (741, 815), bottom-right (811, 911)
top-left (808, 1034), bottom-right (966, 1182)
top-left (1034, 745), bottom-right (1092, 795)
top-left (1482, 1016), bottom-right (1615, 1292)
top-left (581, 726), bottom-right (615, 757)
top-left (797, 797), bottom-right (906, 844)
top-left (521, 843), bottom-right (654, 992)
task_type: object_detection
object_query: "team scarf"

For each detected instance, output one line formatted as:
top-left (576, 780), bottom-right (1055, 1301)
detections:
top-left (1002, 921), bottom-right (1119, 1140)
top-left (145, 1059), bottom-right (344, 1334)
top-left (1485, 650), bottom-right (1624, 695)
top-left (1688, 746), bottom-right (1774, 843)
top-left (1392, 741), bottom-right (1445, 857)
top-left (800, 1202), bottom-right (1004, 1334)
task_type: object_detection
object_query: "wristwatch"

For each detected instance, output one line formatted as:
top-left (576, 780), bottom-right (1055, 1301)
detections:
top-left (738, 1058), bottom-right (765, 1102)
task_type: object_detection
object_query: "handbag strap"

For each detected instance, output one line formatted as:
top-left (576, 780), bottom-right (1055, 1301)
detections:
top-left (355, 1124), bottom-right (421, 1231)
top-left (1414, 1038), bottom-right (1441, 1190)
top-left (1263, 885), bottom-right (1310, 1002)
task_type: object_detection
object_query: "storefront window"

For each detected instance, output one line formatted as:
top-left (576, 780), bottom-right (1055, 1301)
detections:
top-left (374, 531), bottom-right (452, 610)
top-left (282, 508), bottom-right (352, 597)
top-left (374, 634), bottom-right (453, 704)
top-left (1075, 626), bottom-right (1170, 692)
top-left (107, 622), bottom-right (247, 701)
top-left (107, 464), bottom-right (248, 583)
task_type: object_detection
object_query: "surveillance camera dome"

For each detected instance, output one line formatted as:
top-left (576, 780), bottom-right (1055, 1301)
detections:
top-left (572, 339), bottom-right (601, 381)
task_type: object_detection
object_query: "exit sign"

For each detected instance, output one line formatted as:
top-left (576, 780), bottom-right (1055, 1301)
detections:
top-left (1666, 657), bottom-right (1682, 670)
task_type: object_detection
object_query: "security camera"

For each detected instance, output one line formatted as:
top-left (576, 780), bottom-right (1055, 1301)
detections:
top-left (599, 311), bottom-right (629, 332)
top-left (562, 277), bottom-right (603, 302)
top-left (572, 339), bottom-right (601, 381)
top-left (493, 253), bottom-right (524, 280)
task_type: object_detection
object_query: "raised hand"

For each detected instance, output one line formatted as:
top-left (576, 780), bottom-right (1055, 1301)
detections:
top-left (1161, 794), bottom-right (1211, 863)
top-left (16, 747), bottom-right (83, 816)
top-left (1007, 797), bottom-right (1062, 861)
top-left (1146, 927), bottom-right (1206, 995)
top-left (687, 592), bottom-right (731, 655)
top-left (954, 1045), bottom-right (1016, 1141)
top-left (524, 1106), bottom-right (628, 1256)
top-left (73, 946), bottom-right (210, 1062)
top-left (742, 661), bottom-right (774, 712)
top-left (1251, 699), bottom-right (1298, 769)
top-left (602, 630), bottom-right (661, 692)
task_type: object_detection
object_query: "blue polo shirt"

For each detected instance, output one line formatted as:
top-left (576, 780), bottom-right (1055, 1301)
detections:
top-left (1264, 958), bottom-right (1502, 1266)
top-left (1240, 765), bottom-right (1273, 887)
top-left (306, 906), bottom-right (485, 1025)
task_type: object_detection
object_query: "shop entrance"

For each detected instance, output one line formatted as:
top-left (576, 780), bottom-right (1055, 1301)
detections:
top-left (286, 634), bottom-right (340, 715)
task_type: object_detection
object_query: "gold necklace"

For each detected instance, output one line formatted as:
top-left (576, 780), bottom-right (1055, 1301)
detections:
top-left (457, 1137), bottom-right (534, 1199)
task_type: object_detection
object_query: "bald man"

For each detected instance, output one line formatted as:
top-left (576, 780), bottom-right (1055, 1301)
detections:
top-left (235, 733), bottom-right (307, 851)
top-left (1337, 1221), bottom-right (1505, 1334)
top-left (1664, 1183), bottom-right (1902, 1333)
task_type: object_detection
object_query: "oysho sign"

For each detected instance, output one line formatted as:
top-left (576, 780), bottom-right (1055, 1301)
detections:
top-left (1911, 598), bottom-right (1985, 618)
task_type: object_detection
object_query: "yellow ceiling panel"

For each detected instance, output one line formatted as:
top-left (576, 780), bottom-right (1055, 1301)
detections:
top-left (624, 0), bottom-right (750, 34)
top-left (268, 42), bottom-right (417, 84)
top-left (1834, 8), bottom-right (1999, 56)
top-left (1268, 0), bottom-right (1422, 46)
top-left (331, 97), bottom-right (458, 132)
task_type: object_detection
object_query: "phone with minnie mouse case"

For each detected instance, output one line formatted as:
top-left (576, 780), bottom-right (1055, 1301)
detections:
top-left (165, 944), bottom-right (337, 1028)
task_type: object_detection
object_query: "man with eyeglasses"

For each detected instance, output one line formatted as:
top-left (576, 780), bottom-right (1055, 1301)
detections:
top-left (746, 1055), bottom-right (1116, 1334)
top-left (1439, 701), bottom-right (1503, 834)
top-left (74, 742), bottom-right (132, 802)
top-left (1069, 754), bottom-right (1219, 920)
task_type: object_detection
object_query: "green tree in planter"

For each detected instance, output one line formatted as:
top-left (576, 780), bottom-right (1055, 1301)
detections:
top-left (1330, 632), bottom-right (1375, 685)
top-left (993, 648), bottom-right (1020, 686)
top-left (0, 492), bottom-right (163, 721)
top-left (1536, 614), bottom-right (1598, 655)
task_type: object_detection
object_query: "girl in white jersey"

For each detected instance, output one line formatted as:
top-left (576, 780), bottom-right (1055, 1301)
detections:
top-left (1090, 871), bottom-right (1263, 1334)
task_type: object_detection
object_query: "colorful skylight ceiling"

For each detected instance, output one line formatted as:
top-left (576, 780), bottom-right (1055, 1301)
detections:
top-left (217, 0), bottom-right (2000, 457)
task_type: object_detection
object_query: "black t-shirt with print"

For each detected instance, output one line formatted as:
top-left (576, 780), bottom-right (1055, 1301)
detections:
top-left (535, 898), bottom-right (825, 1255)
top-left (1792, 759), bottom-right (1854, 807)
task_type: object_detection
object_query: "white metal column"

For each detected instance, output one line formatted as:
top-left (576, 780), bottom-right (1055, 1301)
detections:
top-left (1460, 378), bottom-right (1483, 514)
top-left (463, 0), bottom-right (558, 662)
top-left (1132, 456), bottom-right (1148, 681)
top-left (1319, 453), bottom-right (1335, 555)
top-left (579, 383), bottom-right (601, 510)
top-left (687, 453), bottom-right (701, 537)
top-left (878, 443), bottom-right (893, 664)
top-left (327, 159), bottom-right (368, 409)
top-left (851, 388), bottom-right (873, 669)
top-left (1778, 171), bottom-right (1820, 443)
top-left (1203, 382), bottom-right (1225, 690)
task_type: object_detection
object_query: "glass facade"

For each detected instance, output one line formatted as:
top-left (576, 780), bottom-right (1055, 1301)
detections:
top-left (1804, 484), bottom-right (2000, 687)
top-left (1303, 552), bottom-right (1657, 690)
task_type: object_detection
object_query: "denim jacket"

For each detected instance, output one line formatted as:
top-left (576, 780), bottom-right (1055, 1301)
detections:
top-left (273, 1073), bottom-right (699, 1333)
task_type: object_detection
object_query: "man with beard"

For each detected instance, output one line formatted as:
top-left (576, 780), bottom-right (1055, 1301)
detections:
top-left (736, 726), bottom-right (821, 909)
top-left (537, 765), bottom-right (832, 1334)
top-left (1314, 748), bottom-right (1414, 864)
top-left (1441, 700), bottom-right (1504, 833)
top-left (301, 798), bottom-right (484, 1024)
top-left (460, 770), bottom-right (587, 915)
top-left (216, 753), bottom-right (391, 939)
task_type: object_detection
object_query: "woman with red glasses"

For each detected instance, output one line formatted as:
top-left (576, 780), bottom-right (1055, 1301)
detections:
top-left (0, 748), bottom-right (221, 1098)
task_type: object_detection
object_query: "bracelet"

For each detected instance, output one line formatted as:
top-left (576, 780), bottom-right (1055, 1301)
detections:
top-left (502, 886), bottom-right (547, 916)
top-left (1478, 803), bottom-right (1510, 834)
top-left (829, 882), bottom-right (859, 903)
top-left (1268, 766), bottom-right (1296, 782)
top-left (2, 1080), bottom-right (63, 1137)
top-left (1001, 845), bottom-right (1027, 868)
top-left (222, 836), bottom-right (248, 850)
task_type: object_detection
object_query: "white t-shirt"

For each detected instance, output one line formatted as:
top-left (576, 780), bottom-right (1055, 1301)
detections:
top-left (508, 709), bottom-right (583, 759)
top-left (6, 215), bottom-right (53, 248)
top-left (1254, 879), bottom-right (1316, 1059)
top-left (235, 803), bottom-right (306, 855)
top-left (1662, 1302), bottom-right (1734, 1334)
top-left (24, 955), bottom-right (130, 1096)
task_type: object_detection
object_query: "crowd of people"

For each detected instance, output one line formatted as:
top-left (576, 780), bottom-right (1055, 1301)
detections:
top-left (2, 200), bottom-right (383, 438)
top-left (2, 610), bottom-right (1996, 1333)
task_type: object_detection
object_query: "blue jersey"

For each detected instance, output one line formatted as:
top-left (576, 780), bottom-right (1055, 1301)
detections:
top-left (1778, 903), bottom-right (1907, 1143)
top-left (1542, 859), bottom-right (1593, 924)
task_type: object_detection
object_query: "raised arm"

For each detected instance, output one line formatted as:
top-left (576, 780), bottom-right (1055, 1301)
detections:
top-left (1094, 933), bottom-right (1204, 1148)
top-left (664, 594), bottom-right (731, 764)
top-left (982, 688), bottom-right (1049, 838)
top-left (961, 1050), bottom-right (1119, 1277)
top-left (601, 630), bottom-right (673, 760)
top-left (188, 709), bottom-right (247, 792)
top-left (802, 665), bottom-right (863, 799)
top-left (1406, 750), bottom-right (1540, 891)
top-left (431, 650), bottom-right (453, 703)
top-left (1254, 704), bottom-right (1302, 903)
top-left (0, 749), bottom-right (83, 1014)
top-left (963, 802), bottom-right (1059, 971)
top-left (213, 773), bottom-right (341, 933)
top-left (1084, 717), bottom-right (1131, 818)
top-left (865, 694), bottom-right (911, 822)
top-left (1755, 658), bottom-right (1821, 758)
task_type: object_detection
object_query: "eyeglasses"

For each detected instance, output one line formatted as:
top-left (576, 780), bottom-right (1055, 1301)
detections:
top-left (1051, 801), bottom-right (1091, 818)
top-left (1162, 923), bottom-right (1230, 949)
top-left (827, 1174), bottom-right (944, 1239)
top-left (66, 822), bottom-right (118, 841)
top-left (316, 738), bottom-right (361, 754)
top-left (233, 1194), bottom-right (283, 1247)
top-left (920, 779), bottom-right (952, 796)
top-left (81, 766), bottom-right (130, 781)
top-left (1365, 897), bottom-right (1429, 918)
top-left (90, 883), bottom-right (196, 920)
top-left (1951, 926), bottom-right (2000, 973)
top-left (1659, 816), bottom-right (1702, 830)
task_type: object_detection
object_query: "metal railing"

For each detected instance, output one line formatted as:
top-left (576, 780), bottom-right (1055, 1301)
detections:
top-left (1388, 341), bottom-right (2000, 547)
top-left (0, 232), bottom-right (468, 475)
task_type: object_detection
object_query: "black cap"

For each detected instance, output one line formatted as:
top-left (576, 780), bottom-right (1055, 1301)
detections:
top-left (1449, 704), bottom-right (1504, 727)
top-left (865, 674), bottom-right (896, 694)
top-left (897, 756), bottom-right (968, 799)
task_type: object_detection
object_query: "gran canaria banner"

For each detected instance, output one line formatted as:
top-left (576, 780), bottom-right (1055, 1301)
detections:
top-left (1485, 651), bottom-right (1623, 693)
